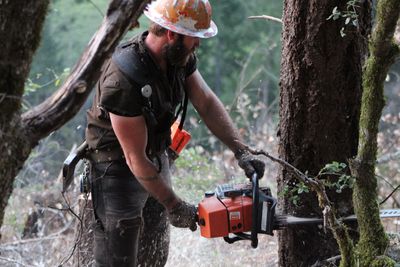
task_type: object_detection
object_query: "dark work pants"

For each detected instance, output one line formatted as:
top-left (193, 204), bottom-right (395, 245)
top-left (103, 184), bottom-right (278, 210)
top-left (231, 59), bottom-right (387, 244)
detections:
top-left (90, 153), bottom-right (171, 267)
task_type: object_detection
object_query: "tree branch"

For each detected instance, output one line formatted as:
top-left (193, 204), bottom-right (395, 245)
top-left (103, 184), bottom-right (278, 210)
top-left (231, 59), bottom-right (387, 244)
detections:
top-left (241, 143), bottom-right (355, 266)
top-left (350, 0), bottom-right (400, 265)
top-left (248, 15), bottom-right (282, 24)
top-left (21, 0), bottom-right (151, 144)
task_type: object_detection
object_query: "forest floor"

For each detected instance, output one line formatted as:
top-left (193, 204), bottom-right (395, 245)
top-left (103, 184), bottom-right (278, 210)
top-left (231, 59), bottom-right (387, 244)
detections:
top-left (1, 125), bottom-right (399, 266)
top-left (167, 228), bottom-right (278, 267)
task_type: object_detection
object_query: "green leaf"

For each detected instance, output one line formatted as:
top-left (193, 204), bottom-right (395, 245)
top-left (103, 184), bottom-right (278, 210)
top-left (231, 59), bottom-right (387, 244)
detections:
top-left (327, 6), bottom-right (341, 21)
top-left (291, 195), bottom-right (300, 206)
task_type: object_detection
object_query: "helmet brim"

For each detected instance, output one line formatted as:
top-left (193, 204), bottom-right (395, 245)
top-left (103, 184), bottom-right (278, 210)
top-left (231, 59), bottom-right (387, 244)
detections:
top-left (144, 10), bottom-right (218, 39)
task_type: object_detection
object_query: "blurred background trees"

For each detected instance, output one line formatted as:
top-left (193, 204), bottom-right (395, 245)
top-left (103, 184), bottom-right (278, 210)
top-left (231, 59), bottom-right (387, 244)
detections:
top-left (1, 0), bottom-right (399, 266)
top-left (18, 0), bottom-right (283, 187)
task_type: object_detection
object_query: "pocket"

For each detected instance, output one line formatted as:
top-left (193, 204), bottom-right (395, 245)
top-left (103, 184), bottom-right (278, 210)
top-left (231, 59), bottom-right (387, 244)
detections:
top-left (103, 178), bottom-right (148, 218)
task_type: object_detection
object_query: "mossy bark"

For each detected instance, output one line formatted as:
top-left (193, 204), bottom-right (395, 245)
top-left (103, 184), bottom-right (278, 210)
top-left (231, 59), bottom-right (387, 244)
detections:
top-left (333, 224), bottom-right (355, 267)
top-left (350, 0), bottom-right (400, 266)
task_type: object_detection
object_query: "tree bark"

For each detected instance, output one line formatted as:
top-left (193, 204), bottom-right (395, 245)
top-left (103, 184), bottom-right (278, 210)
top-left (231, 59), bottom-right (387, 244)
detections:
top-left (350, 0), bottom-right (400, 266)
top-left (0, 0), bottom-right (150, 239)
top-left (278, 0), bottom-right (371, 266)
top-left (0, 0), bottom-right (51, 239)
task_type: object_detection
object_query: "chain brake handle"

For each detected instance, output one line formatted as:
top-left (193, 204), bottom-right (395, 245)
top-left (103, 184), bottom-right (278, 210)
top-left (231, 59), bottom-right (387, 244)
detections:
top-left (223, 173), bottom-right (262, 248)
top-left (223, 173), bottom-right (277, 248)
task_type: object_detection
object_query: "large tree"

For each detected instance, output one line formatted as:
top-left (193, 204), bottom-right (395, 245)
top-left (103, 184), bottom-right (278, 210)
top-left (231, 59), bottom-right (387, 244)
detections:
top-left (278, 0), bottom-right (371, 266)
top-left (0, 0), bottom-right (150, 237)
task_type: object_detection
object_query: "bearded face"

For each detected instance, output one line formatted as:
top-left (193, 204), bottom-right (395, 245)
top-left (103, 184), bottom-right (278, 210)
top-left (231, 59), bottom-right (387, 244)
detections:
top-left (163, 34), bottom-right (194, 67)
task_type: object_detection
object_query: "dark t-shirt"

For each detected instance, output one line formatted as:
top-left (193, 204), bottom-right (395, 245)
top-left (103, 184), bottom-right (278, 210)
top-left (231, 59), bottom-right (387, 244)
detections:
top-left (86, 31), bottom-right (197, 154)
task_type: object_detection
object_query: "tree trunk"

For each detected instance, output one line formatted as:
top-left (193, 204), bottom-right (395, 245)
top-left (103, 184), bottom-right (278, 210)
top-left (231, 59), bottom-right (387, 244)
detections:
top-left (0, 0), bottom-right (150, 240)
top-left (278, 1), bottom-right (371, 266)
top-left (0, 0), bottom-right (50, 238)
top-left (350, 0), bottom-right (400, 266)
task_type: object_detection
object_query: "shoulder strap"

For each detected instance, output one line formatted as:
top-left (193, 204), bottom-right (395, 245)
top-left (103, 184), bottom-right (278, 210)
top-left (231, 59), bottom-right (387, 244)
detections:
top-left (112, 37), bottom-right (152, 86)
top-left (178, 92), bottom-right (188, 130)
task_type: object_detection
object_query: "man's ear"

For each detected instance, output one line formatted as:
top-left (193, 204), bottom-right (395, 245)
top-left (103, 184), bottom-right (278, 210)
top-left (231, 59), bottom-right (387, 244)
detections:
top-left (166, 30), bottom-right (177, 42)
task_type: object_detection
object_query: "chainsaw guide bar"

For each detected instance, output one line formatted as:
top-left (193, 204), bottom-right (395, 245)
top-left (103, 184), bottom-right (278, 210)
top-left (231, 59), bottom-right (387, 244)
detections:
top-left (275, 209), bottom-right (400, 228)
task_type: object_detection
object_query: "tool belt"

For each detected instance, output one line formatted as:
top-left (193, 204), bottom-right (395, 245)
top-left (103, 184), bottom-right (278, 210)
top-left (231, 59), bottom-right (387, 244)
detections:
top-left (87, 146), bottom-right (125, 163)
top-left (62, 141), bottom-right (125, 192)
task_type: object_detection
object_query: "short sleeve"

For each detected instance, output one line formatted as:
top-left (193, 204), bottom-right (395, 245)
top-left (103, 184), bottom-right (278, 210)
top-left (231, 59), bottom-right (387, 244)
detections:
top-left (184, 53), bottom-right (197, 77)
top-left (99, 61), bottom-right (143, 117)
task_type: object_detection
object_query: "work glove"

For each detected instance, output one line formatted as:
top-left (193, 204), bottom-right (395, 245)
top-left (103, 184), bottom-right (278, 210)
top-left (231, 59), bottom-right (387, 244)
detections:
top-left (235, 149), bottom-right (265, 179)
top-left (168, 200), bottom-right (198, 231)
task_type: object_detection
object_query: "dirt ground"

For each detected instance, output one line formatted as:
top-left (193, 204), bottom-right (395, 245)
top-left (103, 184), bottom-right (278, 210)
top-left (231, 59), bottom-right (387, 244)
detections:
top-left (167, 228), bottom-right (278, 267)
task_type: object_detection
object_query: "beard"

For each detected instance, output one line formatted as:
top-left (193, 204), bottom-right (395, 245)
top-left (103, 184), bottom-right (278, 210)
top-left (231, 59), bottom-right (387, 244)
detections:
top-left (163, 35), bottom-right (193, 67)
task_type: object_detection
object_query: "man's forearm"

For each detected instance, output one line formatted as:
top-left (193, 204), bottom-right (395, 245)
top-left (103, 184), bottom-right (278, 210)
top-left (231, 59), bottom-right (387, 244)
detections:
top-left (198, 95), bottom-right (246, 154)
top-left (136, 174), bottom-right (179, 210)
top-left (126, 157), bottom-right (179, 211)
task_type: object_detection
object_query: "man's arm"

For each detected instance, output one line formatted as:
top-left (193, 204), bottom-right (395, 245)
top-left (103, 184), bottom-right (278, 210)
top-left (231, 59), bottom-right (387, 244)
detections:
top-left (109, 113), bottom-right (179, 210)
top-left (186, 70), bottom-right (265, 178)
top-left (186, 70), bottom-right (246, 154)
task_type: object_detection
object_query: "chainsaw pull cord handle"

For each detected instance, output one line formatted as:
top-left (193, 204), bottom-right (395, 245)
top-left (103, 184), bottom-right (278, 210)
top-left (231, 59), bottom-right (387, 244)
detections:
top-left (251, 172), bottom-right (259, 248)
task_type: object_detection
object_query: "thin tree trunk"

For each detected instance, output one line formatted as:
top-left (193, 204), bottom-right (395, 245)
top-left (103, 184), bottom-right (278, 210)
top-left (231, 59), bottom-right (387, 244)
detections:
top-left (0, 0), bottom-right (51, 238)
top-left (278, 0), bottom-right (371, 266)
top-left (350, 0), bottom-right (400, 265)
top-left (0, 0), bottom-right (150, 239)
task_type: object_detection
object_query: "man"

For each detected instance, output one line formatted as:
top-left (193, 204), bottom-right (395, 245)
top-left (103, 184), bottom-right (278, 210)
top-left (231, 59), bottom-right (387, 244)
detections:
top-left (85, 0), bottom-right (265, 266)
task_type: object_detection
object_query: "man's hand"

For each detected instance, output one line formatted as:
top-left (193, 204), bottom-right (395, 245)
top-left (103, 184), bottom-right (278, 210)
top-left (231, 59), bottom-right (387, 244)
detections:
top-left (236, 149), bottom-right (265, 179)
top-left (168, 200), bottom-right (198, 231)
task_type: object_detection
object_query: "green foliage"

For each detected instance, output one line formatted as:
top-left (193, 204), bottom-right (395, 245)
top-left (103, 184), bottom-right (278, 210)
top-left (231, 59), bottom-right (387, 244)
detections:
top-left (280, 181), bottom-right (309, 206)
top-left (327, 1), bottom-right (361, 37)
top-left (24, 0), bottom-right (282, 187)
top-left (319, 162), bottom-right (355, 193)
top-left (319, 161), bottom-right (347, 174)
top-left (369, 256), bottom-right (396, 267)
top-left (281, 162), bottom-right (354, 205)
top-left (173, 147), bottom-right (224, 202)
top-left (31, 0), bottom-right (107, 73)
top-left (24, 68), bottom-right (70, 110)
top-left (181, 0), bottom-right (282, 145)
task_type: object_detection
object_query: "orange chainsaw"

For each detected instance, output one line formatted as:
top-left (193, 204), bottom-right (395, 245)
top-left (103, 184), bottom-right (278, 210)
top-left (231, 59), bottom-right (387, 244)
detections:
top-left (198, 173), bottom-right (277, 248)
top-left (198, 173), bottom-right (400, 248)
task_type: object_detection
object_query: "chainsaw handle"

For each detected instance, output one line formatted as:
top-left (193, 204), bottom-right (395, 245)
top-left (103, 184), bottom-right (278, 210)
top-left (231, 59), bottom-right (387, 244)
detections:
top-left (251, 172), bottom-right (259, 248)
